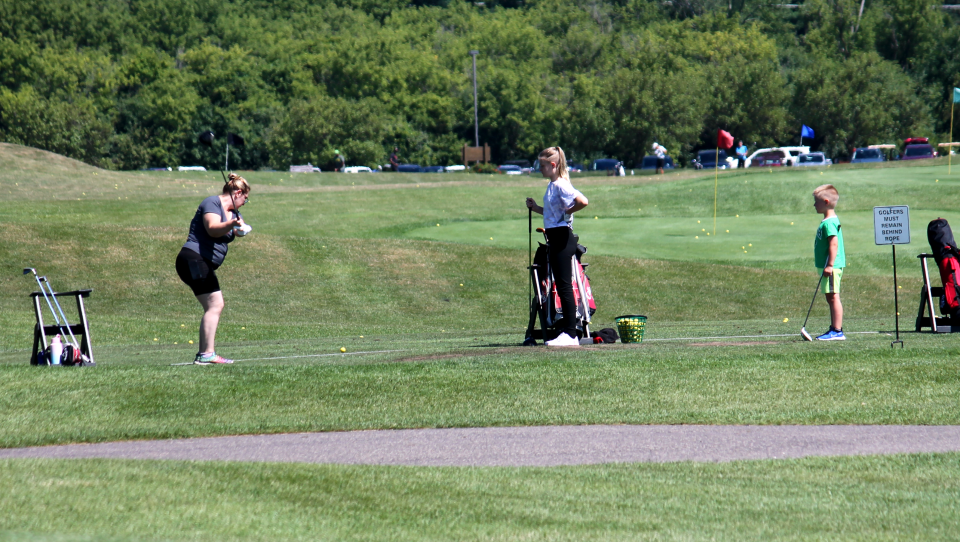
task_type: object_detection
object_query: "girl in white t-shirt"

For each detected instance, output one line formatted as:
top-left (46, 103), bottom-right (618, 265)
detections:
top-left (525, 146), bottom-right (589, 346)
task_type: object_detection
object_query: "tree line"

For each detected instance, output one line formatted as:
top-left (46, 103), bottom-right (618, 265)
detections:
top-left (0, 0), bottom-right (957, 170)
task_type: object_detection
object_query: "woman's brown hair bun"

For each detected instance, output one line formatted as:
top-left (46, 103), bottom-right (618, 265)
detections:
top-left (223, 173), bottom-right (250, 195)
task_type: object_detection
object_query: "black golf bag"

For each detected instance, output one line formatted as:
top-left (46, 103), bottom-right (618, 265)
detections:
top-left (524, 238), bottom-right (596, 345)
top-left (927, 218), bottom-right (960, 317)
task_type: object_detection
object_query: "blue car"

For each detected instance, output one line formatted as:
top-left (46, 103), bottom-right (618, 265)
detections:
top-left (422, 165), bottom-right (445, 173)
top-left (692, 149), bottom-right (732, 169)
top-left (635, 155), bottom-right (676, 170)
top-left (591, 158), bottom-right (622, 171)
top-left (397, 164), bottom-right (423, 172)
top-left (850, 148), bottom-right (884, 164)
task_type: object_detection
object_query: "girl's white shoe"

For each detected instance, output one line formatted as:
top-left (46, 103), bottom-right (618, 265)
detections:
top-left (545, 332), bottom-right (580, 347)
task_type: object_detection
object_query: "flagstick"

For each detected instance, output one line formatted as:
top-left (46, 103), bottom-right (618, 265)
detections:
top-left (714, 146), bottom-right (719, 236)
top-left (950, 98), bottom-right (954, 175)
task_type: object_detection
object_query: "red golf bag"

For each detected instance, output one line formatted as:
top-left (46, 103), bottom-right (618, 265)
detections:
top-left (524, 237), bottom-right (596, 344)
top-left (927, 218), bottom-right (960, 316)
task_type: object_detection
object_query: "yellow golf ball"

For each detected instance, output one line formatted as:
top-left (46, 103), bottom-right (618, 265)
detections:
top-left (340, 347), bottom-right (346, 353)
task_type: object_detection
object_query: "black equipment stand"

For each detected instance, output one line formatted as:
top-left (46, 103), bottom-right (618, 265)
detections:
top-left (915, 253), bottom-right (958, 333)
top-left (30, 289), bottom-right (95, 366)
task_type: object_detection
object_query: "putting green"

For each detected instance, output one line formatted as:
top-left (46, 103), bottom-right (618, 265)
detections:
top-left (406, 209), bottom-right (960, 275)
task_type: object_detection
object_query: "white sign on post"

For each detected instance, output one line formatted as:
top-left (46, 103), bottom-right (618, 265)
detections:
top-left (874, 206), bottom-right (910, 245)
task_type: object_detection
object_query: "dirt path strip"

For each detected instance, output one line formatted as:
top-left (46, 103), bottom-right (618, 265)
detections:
top-left (2, 426), bottom-right (959, 466)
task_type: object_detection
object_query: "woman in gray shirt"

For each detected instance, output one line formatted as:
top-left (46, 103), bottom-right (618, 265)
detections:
top-left (175, 173), bottom-right (250, 364)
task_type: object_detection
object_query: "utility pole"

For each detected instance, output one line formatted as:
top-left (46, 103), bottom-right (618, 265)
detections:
top-left (469, 50), bottom-right (479, 147)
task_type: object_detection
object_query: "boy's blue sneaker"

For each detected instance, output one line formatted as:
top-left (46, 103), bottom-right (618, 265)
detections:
top-left (815, 329), bottom-right (845, 341)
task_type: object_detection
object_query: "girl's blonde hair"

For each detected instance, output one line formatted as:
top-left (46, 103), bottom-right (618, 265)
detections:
top-left (538, 146), bottom-right (569, 180)
top-left (223, 173), bottom-right (250, 195)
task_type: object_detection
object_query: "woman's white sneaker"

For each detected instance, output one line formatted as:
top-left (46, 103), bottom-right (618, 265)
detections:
top-left (546, 332), bottom-right (580, 347)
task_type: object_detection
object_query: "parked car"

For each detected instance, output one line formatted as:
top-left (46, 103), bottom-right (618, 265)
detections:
top-left (743, 146), bottom-right (808, 168)
top-left (795, 152), bottom-right (832, 166)
top-left (531, 160), bottom-right (581, 173)
top-left (289, 163), bottom-right (321, 173)
top-left (178, 166), bottom-right (207, 172)
top-left (591, 158), bottom-right (621, 171)
top-left (444, 164), bottom-right (467, 172)
top-left (497, 164), bottom-right (523, 175)
top-left (502, 159), bottom-right (533, 173)
top-left (849, 147), bottom-right (885, 163)
top-left (343, 166), bottom-right (373, 173)
top-left (635, 156), bottom-right (676, 170)
top-left (692, 149), bottom-right (735, 169)
top-left (902, 144), bottom-right (935, 160)
top-left (422, 165), bottom-right (445, 173)
top-left (776, 146), bottom-right (810, 166)
top-left (750, 150), bottom-right (786, 167)
top-left (397, 164), bottom-right (422, 173)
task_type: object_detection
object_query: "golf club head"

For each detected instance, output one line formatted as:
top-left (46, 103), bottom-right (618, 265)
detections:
top-left (800, 328), bottom-right (813, 341)
top-left (23, 268), bottom-right (36, 276)
top-left (198, 131), bottom-right (215, 147)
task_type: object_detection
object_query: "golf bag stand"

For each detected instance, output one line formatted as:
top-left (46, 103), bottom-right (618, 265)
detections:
top-left (524, 230), bottom-right (596, 345)
top-left (30, 289), bottom-right (96, 365)
top-left (917, 218), bottom-right (960, 332)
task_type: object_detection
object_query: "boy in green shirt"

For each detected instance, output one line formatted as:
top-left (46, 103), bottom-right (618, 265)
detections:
top-left (813, 184), bottom-right (845, 340)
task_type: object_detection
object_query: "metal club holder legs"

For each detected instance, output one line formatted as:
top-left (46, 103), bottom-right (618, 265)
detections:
top-left (30, 288), bottom-right (95, 366)
top-left (525, 247), bottom-right (591, 345)
top-left (916, 253), bottom-right (958, 333)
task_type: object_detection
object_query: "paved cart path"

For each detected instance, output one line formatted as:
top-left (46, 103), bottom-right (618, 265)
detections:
top-left (2, 425), bottom-right (959, 466)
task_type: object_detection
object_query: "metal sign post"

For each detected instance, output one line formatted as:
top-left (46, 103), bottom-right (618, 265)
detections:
top-left (874, 205), bottom-right (910, 348)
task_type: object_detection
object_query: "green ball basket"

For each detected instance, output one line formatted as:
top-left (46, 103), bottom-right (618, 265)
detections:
top-left (615, 315), bottom-right (647, 343)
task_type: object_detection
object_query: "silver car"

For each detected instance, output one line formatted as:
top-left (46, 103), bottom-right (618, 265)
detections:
top-left (795, 152), bottom-right (832, 167)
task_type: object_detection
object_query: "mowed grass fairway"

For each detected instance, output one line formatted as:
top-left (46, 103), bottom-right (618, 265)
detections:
top-left (1, 142), bottom-right (959, 540)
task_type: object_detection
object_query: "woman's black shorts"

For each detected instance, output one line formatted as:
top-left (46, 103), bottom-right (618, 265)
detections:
top-left (175, 248), bottom-right (221, 296)
top-left (656, 157), bottom-right (666, 169)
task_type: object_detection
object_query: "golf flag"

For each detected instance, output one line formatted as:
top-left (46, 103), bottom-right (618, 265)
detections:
top-left (717, 129), bottom-right (734, 149)
top-left (953, 87), bottom-right (960, 103)
top-left (801, 125), bottom-right (815, 139)
top-left (227, 133), bottom-right (245, 147)
top-left (713, 129), bottom-right (733, 236)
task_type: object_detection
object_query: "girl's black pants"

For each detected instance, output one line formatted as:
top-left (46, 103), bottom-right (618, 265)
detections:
top-left (545, 226), bottom-right (578, 337)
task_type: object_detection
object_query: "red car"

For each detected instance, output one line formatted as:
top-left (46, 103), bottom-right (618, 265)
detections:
top-left (750, 150), bottom-right (785, 167)
top-left (902, 144), bottom-right (935, 160)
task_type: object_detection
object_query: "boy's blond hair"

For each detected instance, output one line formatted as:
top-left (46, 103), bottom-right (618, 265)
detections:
top-left (813, 184), bottom-right (839, 207)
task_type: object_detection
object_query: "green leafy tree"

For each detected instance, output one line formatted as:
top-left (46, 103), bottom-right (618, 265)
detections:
top-left (790, 51), bottom-right (930, 159)
top-left (266, 95), bottom-right (398, 169)
top-left (801, 0), bottom-right (878, 59)
top-left (0, 87), bottom-right (111, 165)
top-left (874, 0), bottom-right (944, 70)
